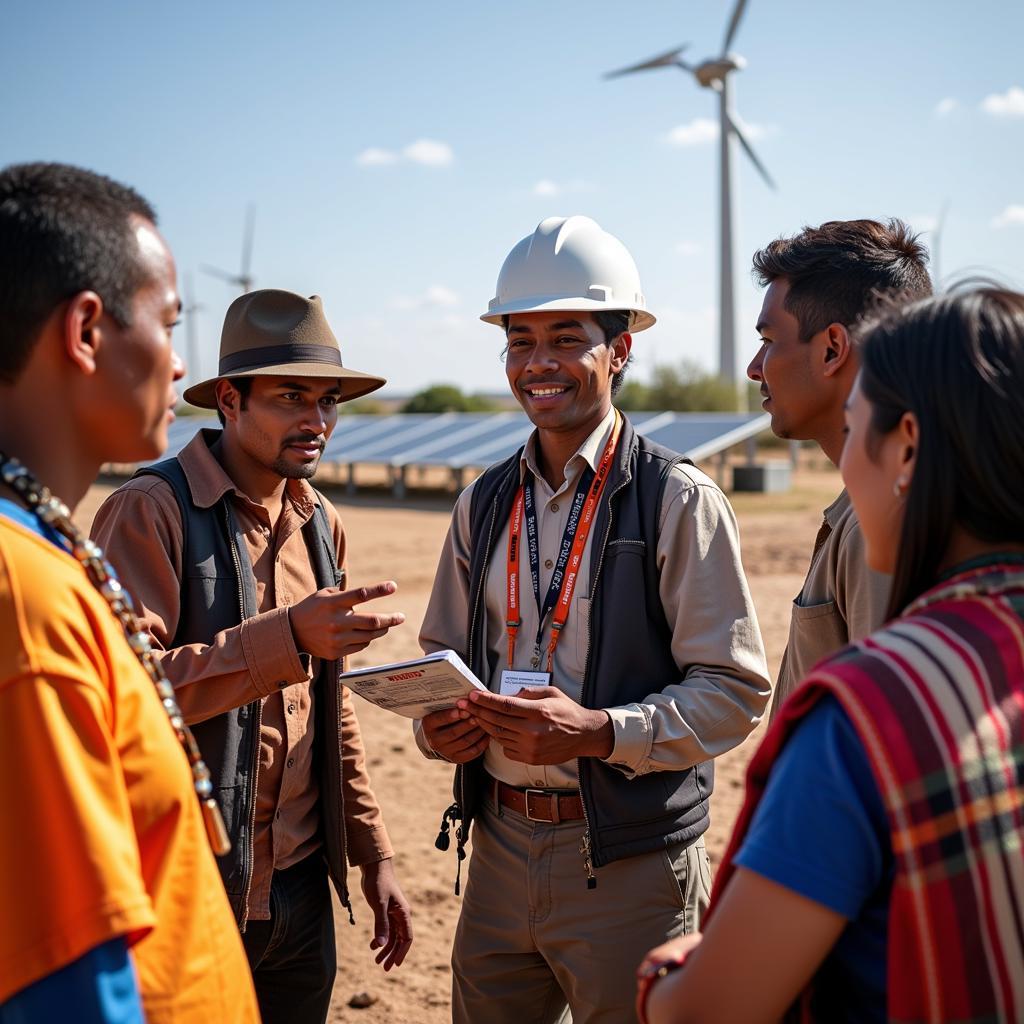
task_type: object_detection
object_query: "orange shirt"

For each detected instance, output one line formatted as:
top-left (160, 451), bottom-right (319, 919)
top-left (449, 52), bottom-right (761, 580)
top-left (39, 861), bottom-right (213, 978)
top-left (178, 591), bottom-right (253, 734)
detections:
top-left (0, 515), bottom-right (259, 1023)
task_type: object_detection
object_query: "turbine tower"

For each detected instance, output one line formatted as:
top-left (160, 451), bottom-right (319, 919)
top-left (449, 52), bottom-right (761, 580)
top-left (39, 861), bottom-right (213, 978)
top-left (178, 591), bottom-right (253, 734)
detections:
top-left (181, 272), bottom-right (205, 391)
top-left (605, 0), bottom-right (775, 389)
top-left (202, 203), bottom-right (256, 295)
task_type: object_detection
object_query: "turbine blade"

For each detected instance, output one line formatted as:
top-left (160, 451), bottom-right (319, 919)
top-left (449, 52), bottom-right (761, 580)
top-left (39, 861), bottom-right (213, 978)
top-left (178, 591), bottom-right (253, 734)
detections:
top-left (241, 203), bottom-right (256, 276)
top-left (725, 111), bottom-right (776, 190)
top-left (604, 45), bottom-right (688, 78)
top-left (201, 263), bottom-right (242, 285)
top-left (722, 0), bottom-right (750, 52)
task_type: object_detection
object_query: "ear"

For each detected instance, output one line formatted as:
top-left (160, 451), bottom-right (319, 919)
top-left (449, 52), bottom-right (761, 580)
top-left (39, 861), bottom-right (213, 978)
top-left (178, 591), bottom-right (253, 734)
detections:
top-left (214, 377), bottom-right (241, 424)
top-left (62, 291), bottom-right (105, 375)
top-left (894, 410), bottom-right (919, 491)
top-left (821, 322), bottom-right (853, 378)
top-left (609, 332), bottom-right (632, 374)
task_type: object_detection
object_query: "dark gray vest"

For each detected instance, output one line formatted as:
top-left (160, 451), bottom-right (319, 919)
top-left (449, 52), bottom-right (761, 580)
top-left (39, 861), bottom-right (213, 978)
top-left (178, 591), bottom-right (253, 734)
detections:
top-left (444, 416), bottom-right (713, 873)
top-left (135, 436), bottom-right (347, 925)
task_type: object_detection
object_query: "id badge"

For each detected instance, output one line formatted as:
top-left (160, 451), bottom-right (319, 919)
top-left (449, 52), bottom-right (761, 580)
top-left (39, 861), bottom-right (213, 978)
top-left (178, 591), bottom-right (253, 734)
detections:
top-left (499, 669), bottom-right (551, 696)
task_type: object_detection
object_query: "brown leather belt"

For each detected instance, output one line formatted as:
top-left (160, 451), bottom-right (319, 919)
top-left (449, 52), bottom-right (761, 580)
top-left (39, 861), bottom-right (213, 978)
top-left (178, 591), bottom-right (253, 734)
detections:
top-left (487, 775), bottom-right (585, 824)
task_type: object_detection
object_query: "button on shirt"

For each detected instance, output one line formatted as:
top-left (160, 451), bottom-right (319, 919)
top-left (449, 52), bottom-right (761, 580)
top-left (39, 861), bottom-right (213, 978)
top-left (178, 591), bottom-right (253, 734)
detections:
top-left (417, 408), bottom-right (771, 789)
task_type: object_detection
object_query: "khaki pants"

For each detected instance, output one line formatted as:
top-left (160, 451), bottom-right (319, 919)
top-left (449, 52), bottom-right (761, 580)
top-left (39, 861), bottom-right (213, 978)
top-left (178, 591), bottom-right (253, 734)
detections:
top-left (452, 797), bottom-right (712, 1024)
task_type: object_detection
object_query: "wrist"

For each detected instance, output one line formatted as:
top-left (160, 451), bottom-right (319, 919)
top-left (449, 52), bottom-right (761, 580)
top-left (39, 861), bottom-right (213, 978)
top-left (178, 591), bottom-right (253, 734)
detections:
top-left (582, 709), bottom-right (615, 759)
top-left (636, 952), bottom-right (687, 1024)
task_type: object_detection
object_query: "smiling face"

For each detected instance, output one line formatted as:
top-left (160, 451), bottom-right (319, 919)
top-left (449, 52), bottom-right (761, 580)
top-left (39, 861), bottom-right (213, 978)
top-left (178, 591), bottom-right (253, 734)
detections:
top-left (504, 310), bottom-right (630, 442)
top-left (218, 374), bottom-right (342, 481)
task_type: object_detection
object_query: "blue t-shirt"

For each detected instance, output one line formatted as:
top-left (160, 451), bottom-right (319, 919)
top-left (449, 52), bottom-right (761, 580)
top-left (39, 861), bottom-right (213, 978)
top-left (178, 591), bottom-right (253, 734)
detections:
top-left (0, 498), bottom-right (66, 546)
top-left (734, 695), bottom-right (891, 1023)
top-left (0, 501), bottom-right (142, 1024)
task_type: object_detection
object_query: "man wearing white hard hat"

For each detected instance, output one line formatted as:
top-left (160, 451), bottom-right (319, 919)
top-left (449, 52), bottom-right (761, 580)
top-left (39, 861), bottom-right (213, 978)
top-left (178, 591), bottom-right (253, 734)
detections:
top-left (415, 216), bottom-right (770, 1023)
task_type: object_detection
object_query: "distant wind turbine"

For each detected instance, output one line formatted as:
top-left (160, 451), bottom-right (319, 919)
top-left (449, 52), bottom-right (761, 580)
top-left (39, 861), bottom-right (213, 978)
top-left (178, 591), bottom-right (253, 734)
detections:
top-left (182, 272), bottom-right (205, 390)
top-left (202, 203), bottom-right (256, 294)
top-left (931, 200), bottom-right (950, 290)
top-left (605, 0), bottom-right (775, 388)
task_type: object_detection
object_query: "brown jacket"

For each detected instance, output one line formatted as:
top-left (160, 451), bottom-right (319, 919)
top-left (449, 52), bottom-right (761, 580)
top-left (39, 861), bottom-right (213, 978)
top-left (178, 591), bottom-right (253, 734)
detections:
top-left (91, 431), bottom-right (392, 922)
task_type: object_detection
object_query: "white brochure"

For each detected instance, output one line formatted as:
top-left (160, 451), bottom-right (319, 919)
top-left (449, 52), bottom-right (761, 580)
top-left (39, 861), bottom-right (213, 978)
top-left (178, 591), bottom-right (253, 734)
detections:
top-left (340, 649), bottom-right (487, 719)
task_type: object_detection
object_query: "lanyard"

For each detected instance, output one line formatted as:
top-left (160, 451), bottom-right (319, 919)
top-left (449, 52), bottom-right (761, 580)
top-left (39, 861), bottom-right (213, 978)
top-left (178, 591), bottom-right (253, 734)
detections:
top-left (505, 412), bottom-right (622, 672)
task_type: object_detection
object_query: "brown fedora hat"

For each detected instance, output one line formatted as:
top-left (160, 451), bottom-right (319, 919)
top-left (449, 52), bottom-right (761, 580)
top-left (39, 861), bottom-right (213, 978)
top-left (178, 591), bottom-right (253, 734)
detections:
top-left (183, 289), bottom-right (386, 409)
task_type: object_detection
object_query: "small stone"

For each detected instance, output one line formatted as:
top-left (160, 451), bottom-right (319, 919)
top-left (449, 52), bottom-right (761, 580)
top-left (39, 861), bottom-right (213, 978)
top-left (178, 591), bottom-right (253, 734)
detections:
top-left (347, 991), bottom-right (378, 1009)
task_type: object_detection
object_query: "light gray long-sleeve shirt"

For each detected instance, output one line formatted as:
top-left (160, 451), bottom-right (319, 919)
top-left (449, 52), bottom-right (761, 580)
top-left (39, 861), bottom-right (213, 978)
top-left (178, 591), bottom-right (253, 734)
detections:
top-left (415, 409), bottom-right (771, 789)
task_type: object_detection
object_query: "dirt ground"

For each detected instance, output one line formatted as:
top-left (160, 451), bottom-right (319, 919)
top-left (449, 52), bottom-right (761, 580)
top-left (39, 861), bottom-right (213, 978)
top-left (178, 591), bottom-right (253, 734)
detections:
top-left (77, 463), bottom-right (840, 1024)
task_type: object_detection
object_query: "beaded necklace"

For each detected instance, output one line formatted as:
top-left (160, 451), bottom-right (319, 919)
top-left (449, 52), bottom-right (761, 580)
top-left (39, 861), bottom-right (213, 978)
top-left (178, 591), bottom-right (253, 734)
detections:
top-left (0, 452), bottom-right (230, 855)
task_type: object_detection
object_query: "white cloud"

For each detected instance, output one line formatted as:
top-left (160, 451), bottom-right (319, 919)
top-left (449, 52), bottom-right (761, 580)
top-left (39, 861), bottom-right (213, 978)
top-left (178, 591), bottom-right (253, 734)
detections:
top-left (992, 205), bottom-right (1024, 229)
top-left (402, 139), bottom-right (454, 166)
top-left (663, 116), bottom-right (770, 147)
top-left (393, 285), bottom-right (461, 310)
top-left (664, 118), bottom-right (720, 147)
top-left (980, 86), bottom-right (1024, 118)
top-left (933, 97), bottom-right (959, 118)
top-left (530, 178), bottom-right (597, 198)
top-left (423, 285), bottom-right (459, 307)
top-left (355, 147), bottom-right (398, 166)
top-left (674, 241), bottom-right (701, 256)
top-left (355, 139), bottom-right (455, 168)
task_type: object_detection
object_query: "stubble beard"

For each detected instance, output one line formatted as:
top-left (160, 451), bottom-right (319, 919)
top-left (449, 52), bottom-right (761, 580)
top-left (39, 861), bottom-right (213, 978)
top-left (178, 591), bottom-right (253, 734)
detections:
top-left (271, 453), bottom-right (321, 479)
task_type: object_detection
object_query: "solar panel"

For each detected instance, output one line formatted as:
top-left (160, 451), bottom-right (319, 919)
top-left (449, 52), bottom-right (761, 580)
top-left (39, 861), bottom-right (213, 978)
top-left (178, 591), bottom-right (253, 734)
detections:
top-left (149, 410), bottom-right (770, 476)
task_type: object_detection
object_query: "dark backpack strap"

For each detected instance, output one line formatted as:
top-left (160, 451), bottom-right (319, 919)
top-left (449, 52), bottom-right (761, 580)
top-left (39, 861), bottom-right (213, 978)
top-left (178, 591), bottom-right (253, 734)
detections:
top-left (307, 487), bottom-right (344, 590)
top-left (133, 458), bottom-right (191, 555)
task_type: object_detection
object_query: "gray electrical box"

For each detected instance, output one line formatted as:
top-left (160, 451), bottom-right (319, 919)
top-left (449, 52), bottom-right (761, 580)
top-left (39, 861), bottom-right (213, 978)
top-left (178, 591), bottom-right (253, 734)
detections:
top-left (732, 460), bottom-right (792, 493)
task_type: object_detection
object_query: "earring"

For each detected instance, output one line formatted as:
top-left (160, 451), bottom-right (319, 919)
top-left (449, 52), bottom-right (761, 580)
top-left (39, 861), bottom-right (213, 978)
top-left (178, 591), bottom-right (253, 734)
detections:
top-left (893, 479), bottom-right (907, 499)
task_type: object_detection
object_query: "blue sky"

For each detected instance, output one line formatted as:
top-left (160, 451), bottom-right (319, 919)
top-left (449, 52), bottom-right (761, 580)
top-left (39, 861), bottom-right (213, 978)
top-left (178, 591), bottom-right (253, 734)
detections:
top-left (3, 0), bottom-right (1023, 395)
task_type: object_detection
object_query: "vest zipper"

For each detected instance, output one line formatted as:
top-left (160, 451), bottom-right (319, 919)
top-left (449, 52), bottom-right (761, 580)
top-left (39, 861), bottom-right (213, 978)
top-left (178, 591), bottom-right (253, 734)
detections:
top-left (225, 503), bottom-right (262, 932)
top-left (336, 671), bottom-right (354, 922)
top-left (576, 469), bottom-right (631, 889)
top-left (444, 489), bottom-right (501, 895)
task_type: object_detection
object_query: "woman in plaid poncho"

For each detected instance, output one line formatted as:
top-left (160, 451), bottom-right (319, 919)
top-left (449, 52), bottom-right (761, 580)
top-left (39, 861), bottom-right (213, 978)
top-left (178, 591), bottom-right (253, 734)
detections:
top-left (638, 286), bottom-right (1024, 1024)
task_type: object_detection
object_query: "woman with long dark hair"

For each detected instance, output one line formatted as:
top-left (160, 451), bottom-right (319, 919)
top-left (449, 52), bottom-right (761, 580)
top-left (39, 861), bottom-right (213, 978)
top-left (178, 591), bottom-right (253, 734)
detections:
top-left (636, 286), bottom-right (1024, 1023)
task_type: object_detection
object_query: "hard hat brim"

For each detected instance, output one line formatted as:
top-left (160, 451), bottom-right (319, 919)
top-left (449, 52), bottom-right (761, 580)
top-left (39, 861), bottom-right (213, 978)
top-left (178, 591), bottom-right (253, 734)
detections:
top-left (480, 297), bottom-right (655, 333)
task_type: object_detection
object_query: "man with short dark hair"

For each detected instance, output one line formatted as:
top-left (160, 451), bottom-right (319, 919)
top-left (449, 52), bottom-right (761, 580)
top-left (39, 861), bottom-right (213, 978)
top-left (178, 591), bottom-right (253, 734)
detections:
top-left (0, 161), bottom-right (258, 1022)
top-left (92, 288), bottom-right (412, 1024)
top-left (416, 216), bottom-right (770, 1024)
top-left (747, 219), bottom-right (932, 717)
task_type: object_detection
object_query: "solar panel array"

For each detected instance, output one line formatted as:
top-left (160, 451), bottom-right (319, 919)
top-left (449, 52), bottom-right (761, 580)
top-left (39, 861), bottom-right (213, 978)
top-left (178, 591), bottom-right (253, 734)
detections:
top-left (156, 410), bottom-right (769, 471)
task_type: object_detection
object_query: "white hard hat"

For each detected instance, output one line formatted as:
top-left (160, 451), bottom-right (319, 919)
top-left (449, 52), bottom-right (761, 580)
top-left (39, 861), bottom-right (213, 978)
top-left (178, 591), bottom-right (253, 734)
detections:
top-left (481, 215), bottom-right (656, 332)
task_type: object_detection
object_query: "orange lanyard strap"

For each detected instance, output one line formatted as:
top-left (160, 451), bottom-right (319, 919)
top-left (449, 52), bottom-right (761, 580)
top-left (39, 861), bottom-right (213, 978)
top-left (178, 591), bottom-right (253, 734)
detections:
top-left (505, 412), bottom-right (622, 671)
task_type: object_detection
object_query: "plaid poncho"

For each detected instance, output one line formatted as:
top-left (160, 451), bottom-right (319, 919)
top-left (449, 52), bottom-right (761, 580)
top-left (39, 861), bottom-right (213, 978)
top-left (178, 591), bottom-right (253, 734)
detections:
top-left (711, 557), bottom-right (1024, 1023)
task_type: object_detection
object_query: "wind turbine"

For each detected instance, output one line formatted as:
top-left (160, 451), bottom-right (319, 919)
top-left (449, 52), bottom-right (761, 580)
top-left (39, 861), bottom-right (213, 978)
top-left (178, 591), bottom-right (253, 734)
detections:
top-left (181, 272), bottom-right (205, 391)
top-left (605, 0), bottom-right (775, 390)
top-left (202, 203), bottom-right (256, 294)
top-left (930, 200), bottom-right (950, 290)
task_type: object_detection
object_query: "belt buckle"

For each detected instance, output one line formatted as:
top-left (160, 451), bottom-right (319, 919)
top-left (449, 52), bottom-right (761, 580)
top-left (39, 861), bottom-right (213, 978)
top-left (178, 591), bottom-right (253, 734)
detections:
top-left (524, 788), bottom-right (558, 824)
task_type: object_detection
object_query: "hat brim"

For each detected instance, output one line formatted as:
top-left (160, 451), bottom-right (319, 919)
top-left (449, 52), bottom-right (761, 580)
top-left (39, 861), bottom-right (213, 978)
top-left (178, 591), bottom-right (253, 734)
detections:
top-left (480, 297), bottom-right (655, 333)
top-left (182, 360), bottom-right (386, 410)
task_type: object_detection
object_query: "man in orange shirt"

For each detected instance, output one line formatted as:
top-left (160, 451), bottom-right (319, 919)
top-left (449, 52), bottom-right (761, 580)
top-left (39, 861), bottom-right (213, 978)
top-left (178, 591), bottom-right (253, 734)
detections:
top-left (0, 161), bottom-right (259, 1022)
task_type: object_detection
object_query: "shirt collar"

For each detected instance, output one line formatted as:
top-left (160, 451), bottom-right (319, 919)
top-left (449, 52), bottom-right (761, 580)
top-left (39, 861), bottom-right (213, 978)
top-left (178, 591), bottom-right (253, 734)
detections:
top-left (519, 406), bottom-right (617, 486)
top-left (823, 487), bottom-right (852, 529)
top-left (178, 428), bottom-right (316, 516)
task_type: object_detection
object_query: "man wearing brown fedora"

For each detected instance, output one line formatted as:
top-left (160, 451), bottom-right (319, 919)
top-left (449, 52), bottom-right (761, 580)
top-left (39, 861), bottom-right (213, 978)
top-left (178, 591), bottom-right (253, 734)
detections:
top-left (92, 288), bottom-right (412, 1024)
